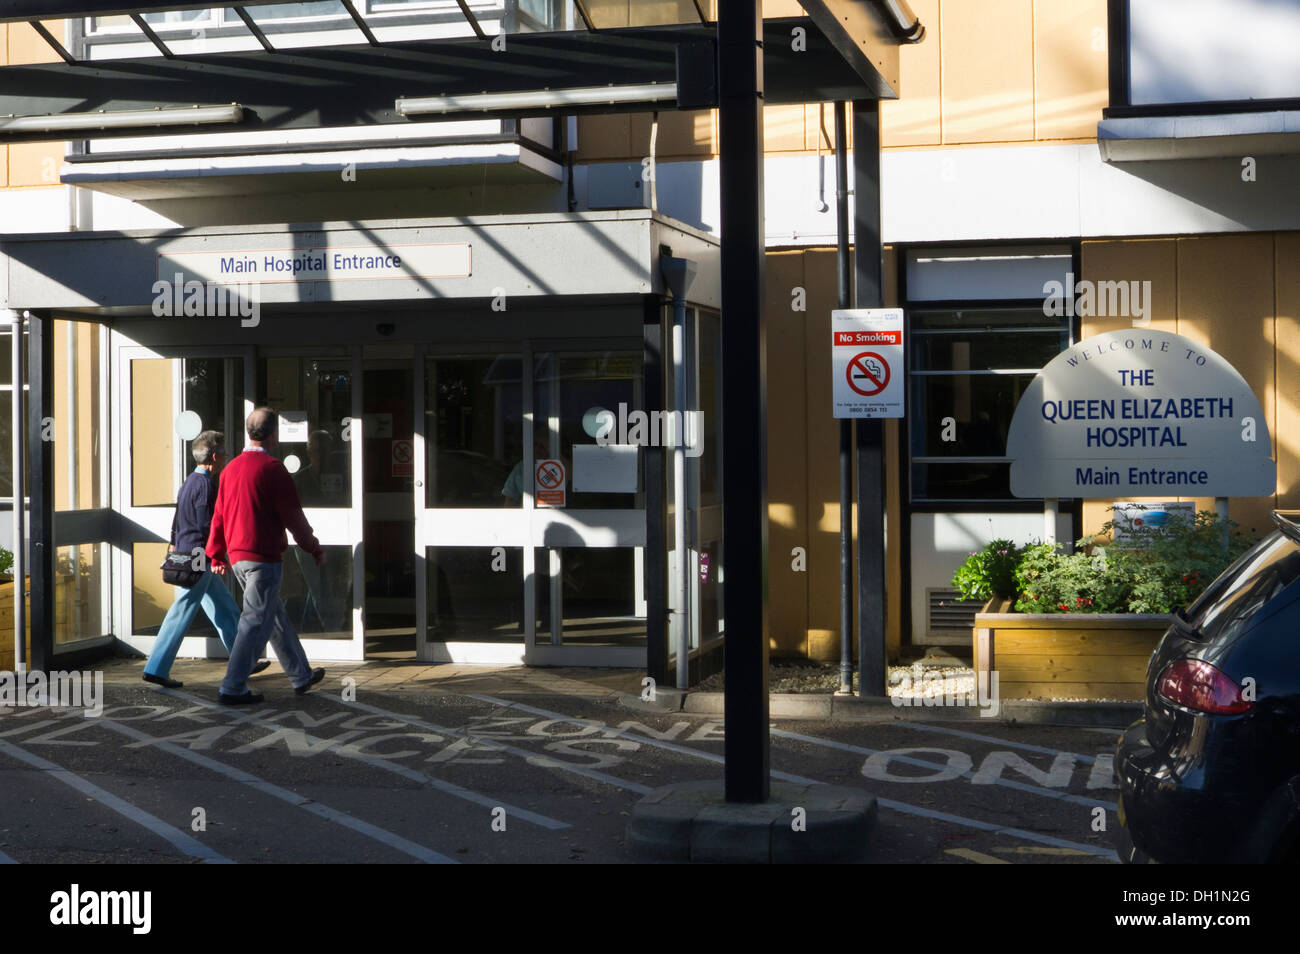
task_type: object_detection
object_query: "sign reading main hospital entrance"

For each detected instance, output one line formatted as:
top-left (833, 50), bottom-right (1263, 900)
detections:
top-left (1007, 329), bottom-right (1275, 497)
top-left (832, 309), bottom-right (905, 419)
top-left (157, 242), bottom-right (472, 284)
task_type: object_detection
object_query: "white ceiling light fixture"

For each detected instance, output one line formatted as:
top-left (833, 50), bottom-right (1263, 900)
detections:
top-left (0, 103), bottom-right (244, 135)
top-left (396, 83), bottom-right (677, 117)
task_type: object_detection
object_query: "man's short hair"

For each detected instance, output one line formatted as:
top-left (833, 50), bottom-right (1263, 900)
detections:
top-left (192, 430), bottom-right (224, 466)
top-left (246, 407), bottom-right (277, 442)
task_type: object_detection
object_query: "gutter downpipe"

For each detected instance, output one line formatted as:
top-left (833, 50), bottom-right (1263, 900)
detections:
top-left (661, 254), bottom-right (697, 690)
top-left (834, 102), bottom-right (854, 695)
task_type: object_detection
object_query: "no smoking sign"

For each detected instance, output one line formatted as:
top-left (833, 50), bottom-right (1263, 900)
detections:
top-left (832, 309), bottom-right (904, 419)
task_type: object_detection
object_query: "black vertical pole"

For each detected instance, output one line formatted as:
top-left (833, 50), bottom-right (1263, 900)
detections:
top-left (719, 0), bottom-right (769, 802)
top-left (834, 101), bottom-right (854, 695)
top-left (853, 99), bottom-right (886, 697)
top-left (643, 297), bottom-right (669, 686)
top-left (27, 312), bottom-right (54, 672)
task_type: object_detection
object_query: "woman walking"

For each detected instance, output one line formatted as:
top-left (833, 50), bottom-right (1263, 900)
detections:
top-left (143, 430), bottom-right (268, 689)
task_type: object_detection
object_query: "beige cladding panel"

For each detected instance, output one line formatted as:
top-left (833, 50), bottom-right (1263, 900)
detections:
top-left (1277, 233), bottom-right (1300, 509)
top-left (802, 249), bottom-right (843, 661)
top-left (131, 358), bottom-right (176, 508)
top-left (881, 0), bottom-right (940, 147)
top-left (765, 251), bottom-right (810, 656)
top-left (133, 541), bottom-right (171, 633)
top-left (1177, 234), bottom-right (1277, 535)
top-left (941, 0), bottom-right (1035, 144)
top-left (1033, 0), bottom-right (1109, 141)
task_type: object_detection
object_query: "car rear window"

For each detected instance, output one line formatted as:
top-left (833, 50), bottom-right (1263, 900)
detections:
top-left (1184, 532), bottom-right (1300, 641)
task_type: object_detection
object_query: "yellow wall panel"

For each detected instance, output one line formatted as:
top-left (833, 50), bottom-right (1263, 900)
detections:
top-left (8, 142), bottom-right (63, 188)
top-left (575, 115), bottom-right (633, 162)
top-left (765, 251), bottom-right (810, 655)
top-left (133, 542), bottom-right (172, 633)
top-left (802, 250), bottom-right (844, 657)
top-left (131, 358), bottom-right (176, 508)
top-left (1080, 238), bottom-right (1177, 338)
top-left (763, 0), bottom-right (805, 17)
top-left (8, 20), bottom-right (61, 65)
top-left (585, 0), bottom-right (630, 28)
top-left (882, 0), bottom-right (941, 147)
top-left (1275, 234), bottom-right (1300, 509)
top-left (1033, 0), bottom-right (1108, 140)
top-left (940, 0), bottom-right (1035, 144)
top-left (763, 104), bottom-right (807, 153)
top-left (1178, 234), bottom-right (1277, 537)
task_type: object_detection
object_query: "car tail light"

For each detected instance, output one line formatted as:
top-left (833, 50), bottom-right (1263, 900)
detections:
top-left (1156, 659), bottom-right (1253, 715)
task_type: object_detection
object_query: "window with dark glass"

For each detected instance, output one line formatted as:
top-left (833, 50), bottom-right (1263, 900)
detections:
top-left (909, 306), bottom-right (1069, 503)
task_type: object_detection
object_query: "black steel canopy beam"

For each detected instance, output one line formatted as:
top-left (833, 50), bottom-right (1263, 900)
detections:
top-left (0, 18), bottom-right (890, 144)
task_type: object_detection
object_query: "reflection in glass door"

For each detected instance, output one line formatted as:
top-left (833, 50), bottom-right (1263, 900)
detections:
top-left (414, 345), bottom-right (647, 665)
top-left (257, 353), bottom-right (363, 658)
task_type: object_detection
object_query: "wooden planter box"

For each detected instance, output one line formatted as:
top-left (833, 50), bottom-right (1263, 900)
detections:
top-left (0, 576), bottom-right (76, 670)
top-left (973, 608), bottom-right (1171, 702)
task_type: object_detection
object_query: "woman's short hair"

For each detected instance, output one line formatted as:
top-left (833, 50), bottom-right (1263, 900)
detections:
top-left (192, 430), bottom-right (225, 466)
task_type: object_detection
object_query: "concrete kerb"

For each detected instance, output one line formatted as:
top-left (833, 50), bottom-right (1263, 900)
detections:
top-left (627, 779), bottom-right (876, 863)
top-left (620, 690), bottom-right (1141, 727)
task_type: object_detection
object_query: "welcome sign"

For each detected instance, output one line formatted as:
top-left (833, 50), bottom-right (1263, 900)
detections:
top-left (1006, 329), bottom-right (1275, 498)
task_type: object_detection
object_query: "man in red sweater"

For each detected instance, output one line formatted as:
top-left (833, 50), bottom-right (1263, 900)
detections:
top-left (207, 407), bottom-right (327, 704)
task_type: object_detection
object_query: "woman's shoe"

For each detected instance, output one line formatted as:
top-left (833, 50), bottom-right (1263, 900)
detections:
top-left (142, 673), bottom-right (183, 689)
top-left (250, 660), bottom-right (272, 675)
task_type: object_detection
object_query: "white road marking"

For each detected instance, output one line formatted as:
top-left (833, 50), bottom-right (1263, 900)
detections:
top-left (163, 689), bottom-right (570, 831)
top-left (466, 694), bottom-right (1116, 859)
top-left (95, 717), bottom-right (456, 865)
top-left (771, 727), bottom-right (1115, 810)
top-left (892, 720), bottom-right (1104, 764)
top-left (0, 737), bottom-right (232, 864)
top-left (0, 848), bottom-right (17, 864)
top-left (321, 695), bottom-right (654, 795)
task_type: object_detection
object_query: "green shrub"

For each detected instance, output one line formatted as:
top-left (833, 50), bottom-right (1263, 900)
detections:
top-left (958, 509), bottom-right (1257, 615)
top-left (951, 539), bottom-right (1024, 602)
top-left (0, 547), bottom-right (11, 577)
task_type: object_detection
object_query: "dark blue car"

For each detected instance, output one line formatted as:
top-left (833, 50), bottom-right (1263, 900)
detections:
top-left (1115, 512), bottom-right (1300, 863)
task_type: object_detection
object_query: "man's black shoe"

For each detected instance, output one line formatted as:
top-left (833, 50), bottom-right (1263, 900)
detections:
top-left (294, 668), bottom-right (325, 695)
top-left (143, 673), bottom-right (183, 689)
top-left (250, 660), bottom-right (272, 675)
top-left (218, 690), bottom-right (264, 706)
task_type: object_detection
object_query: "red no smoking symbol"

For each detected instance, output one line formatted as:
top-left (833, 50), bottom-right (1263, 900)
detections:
top-left (392, 440), bottom-right (413, 463)
top-left (847, 351), bottom-right (890, 397)
top-left (536, 460), bottom-right (564, 489)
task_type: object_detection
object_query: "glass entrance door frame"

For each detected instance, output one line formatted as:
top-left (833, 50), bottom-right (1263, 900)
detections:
top-left (111, 339), bottom-right (252, 654)
top-left (413, 339), bottom-right (648, 666)
top-left (253, 345), bottom-right (365, 661)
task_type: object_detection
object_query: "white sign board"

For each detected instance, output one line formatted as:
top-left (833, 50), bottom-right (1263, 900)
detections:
top-left (573, 444), bottom-right (638, 493)
top-left (1006, 329), bottom-right (1275, 497)
top-left (832, 308), bottom-right (904, 419)
top-left (278, 411), bottom-right (308, 443)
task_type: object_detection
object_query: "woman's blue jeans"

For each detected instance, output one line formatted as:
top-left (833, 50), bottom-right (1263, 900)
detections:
top-left (143, 571), bottom-right (240, 679)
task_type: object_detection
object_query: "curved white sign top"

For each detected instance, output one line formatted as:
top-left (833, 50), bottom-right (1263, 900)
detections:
top-left (1006, 329), bottom-right (1275, 498)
